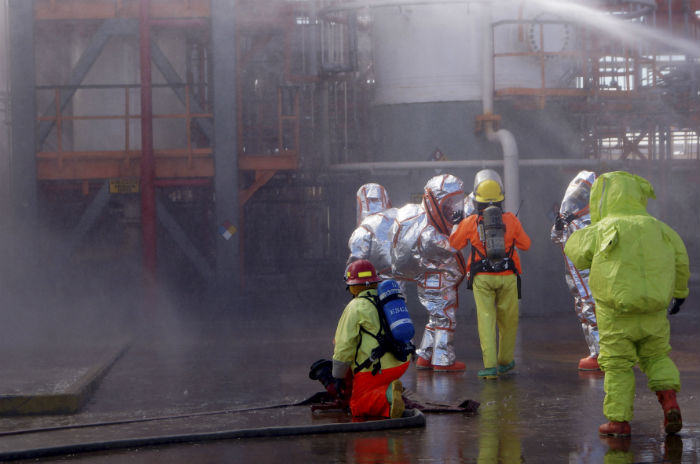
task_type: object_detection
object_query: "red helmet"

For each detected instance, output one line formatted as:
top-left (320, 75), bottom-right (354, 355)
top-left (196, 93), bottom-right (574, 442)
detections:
top-left (345, 259), bottom-right (381, 285)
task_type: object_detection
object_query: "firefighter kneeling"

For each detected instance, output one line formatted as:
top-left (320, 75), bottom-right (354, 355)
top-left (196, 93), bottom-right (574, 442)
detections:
top-left (311, 260), bottom-right (411, 418)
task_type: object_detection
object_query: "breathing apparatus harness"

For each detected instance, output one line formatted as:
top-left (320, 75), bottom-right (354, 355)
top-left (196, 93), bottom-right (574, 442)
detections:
top-left (467, 205), bottom-right (521, 298)
top-left (353, 281), bottom-right (416, 376)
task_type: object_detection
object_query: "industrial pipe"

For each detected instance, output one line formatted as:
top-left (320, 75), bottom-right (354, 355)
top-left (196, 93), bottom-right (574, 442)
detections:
top-left (481, 2), bottom-right (519, 214)
top-left (327, 158), bottom-right (594, 171)
top-left (326, 157), bottom-right (690, 170)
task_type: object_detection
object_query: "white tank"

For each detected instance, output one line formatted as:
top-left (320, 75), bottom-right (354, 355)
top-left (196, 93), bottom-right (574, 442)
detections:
top-left (370, 2), bottom-right (482, 105)
top-left (492, 4), bottom-right (576, 91)
top-left (368, 0), bottom-right (578, 105)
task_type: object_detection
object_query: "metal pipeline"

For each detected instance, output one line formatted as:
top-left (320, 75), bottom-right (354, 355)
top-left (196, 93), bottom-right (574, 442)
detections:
top-left (481, 2), bottom-right (519, 214)
top-left (326, 157), bottom-right (694, 170)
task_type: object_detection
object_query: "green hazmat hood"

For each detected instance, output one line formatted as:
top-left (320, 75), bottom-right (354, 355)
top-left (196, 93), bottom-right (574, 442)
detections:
top-left (589, 171), bottom-right (656, 223)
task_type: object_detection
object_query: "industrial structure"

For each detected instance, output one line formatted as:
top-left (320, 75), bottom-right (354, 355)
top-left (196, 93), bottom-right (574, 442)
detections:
top-left (1, 0), bottom-right (698, 306)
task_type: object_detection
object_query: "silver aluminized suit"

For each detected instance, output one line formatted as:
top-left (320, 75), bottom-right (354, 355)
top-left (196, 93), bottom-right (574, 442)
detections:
top-left (347, 184), bottom-right (396, 280)
top-left (390, 174), bottom-right (466, 367)
top-left (550, 170), bottom-right (600, 358)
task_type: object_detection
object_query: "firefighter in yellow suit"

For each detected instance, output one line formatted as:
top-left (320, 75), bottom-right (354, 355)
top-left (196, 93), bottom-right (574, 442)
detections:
top-left (332, 259), bottom-right (409, 418)
top-left (564, 171), bottom-right (689, 437)
top-left (449, 169), bottom-right (531, 379)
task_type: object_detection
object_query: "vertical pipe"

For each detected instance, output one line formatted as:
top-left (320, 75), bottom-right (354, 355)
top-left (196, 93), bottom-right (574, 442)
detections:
top-left (8, 0), bottom-right (38, 240)
top-left (139, 0), bottom-right (157, 290)
top-left (211, 0), bottom-right (240, 297)
top-left (125, 87), bottom-right (130, 152)
top-left (55, 88), bottom-right (62, 152)
top-left (480, 3), bottom-right (519, 214)
top-left (0, 0), bottom-right (9, 221)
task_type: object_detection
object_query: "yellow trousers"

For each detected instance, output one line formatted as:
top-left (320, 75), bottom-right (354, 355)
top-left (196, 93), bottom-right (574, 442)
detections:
top-left (597, 305), bottom-right (680, 422)
top-left (472, 274), bottom-right (519, 369)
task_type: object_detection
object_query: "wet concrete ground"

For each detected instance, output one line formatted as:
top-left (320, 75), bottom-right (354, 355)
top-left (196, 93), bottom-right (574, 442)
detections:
top-left (0, 286), bottom-right (698, 463)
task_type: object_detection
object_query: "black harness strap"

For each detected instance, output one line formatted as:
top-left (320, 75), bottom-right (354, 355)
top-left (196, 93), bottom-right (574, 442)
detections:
top-left (468, 233), bottom-right (521, 298)
top-left (353, 326), bottom-right (385, 375)
top-left (352, 295), bottom-right (387, 376)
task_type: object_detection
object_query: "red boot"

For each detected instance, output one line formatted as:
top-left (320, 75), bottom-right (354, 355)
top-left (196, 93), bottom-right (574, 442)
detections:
top-left (599, 421), bottom-right (631, 437)
top-left (656, 390), bottom-right (683, 434)
top-left (578, 355), bottom-right (601, 371)
top-left (433, 360), bottom-right (466, 372)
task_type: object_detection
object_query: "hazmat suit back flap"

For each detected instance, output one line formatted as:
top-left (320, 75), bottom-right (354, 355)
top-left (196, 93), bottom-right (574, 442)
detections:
top-left (347, 208), bottom-right (397, 277)
top-left (564, 171), bottom-right (690, 314)
top-left (391, 174), bottom-right (466, 283)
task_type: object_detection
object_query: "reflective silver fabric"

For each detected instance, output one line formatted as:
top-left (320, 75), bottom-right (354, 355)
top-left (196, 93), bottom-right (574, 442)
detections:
top-left (464, 192), bottom-right (476, 218)
top-left (355, 183), bottom-right (391, 225)
top-left (431, 327), bottom-right (456, 367)
top-left (392, 174), bottom-right (466, 366)
top-left (348, 183), bottom-right (396, 280)
top-left (347, 208), bottom-right (398, 279)
top-left (416, 320), bottom-right (456, 367)
top-left (416, 325), bottom-right (435, 361)
top-left (551, 170), bottom-right (599, 357)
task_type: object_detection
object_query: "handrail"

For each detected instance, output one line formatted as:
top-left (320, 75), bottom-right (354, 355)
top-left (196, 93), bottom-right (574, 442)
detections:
top-left (35, 82), bottom-right (302, 180)
top-left (36, 83), bottom-right (213, 179)
top-left (492, 17), bottom-right (699, 102)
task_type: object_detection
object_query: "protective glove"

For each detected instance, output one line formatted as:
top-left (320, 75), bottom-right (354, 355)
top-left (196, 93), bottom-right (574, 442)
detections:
top-left (554, 215), bottom-right (567, 231)
top-left (668, 298), bottom-right (685, 315)
top-left (554, 213), bottom-right (577, 231)
top-left (326, 377), bottom-right (346, 400)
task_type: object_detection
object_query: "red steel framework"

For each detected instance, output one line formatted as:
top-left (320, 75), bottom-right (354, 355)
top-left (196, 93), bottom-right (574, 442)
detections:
top-left (34, 0), bottom-right (302, 206)
top-left (33, 0), bottom-right (699, 179)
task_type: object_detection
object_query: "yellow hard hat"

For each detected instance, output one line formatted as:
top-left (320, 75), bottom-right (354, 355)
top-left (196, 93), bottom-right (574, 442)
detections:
top-left (475, 179), bottom-right (504, 203)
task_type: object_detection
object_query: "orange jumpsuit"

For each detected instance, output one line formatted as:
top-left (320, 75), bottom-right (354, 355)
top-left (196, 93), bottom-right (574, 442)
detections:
top-left (351, 363), bottom-right (409, 417)
top-left (450, 212), bottom-right (529, 278)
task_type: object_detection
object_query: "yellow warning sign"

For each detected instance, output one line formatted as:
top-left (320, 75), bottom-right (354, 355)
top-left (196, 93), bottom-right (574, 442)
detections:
top-left (109, 178), bottom-right (140, 194)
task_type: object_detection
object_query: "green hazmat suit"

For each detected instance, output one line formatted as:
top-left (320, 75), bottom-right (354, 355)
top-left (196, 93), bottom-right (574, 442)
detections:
top-left (564, 171), bottom-right (690, 422)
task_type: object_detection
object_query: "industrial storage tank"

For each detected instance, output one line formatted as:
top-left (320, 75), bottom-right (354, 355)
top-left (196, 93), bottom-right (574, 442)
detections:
top-left (369, 2), bottom-right (483, 105)
top-left (359, 0), bottom-right (581, 167)
top-left (369, 1), bottom-right (577, 106)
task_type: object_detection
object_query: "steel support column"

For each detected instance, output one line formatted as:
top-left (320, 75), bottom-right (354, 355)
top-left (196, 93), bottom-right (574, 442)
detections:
top-left (8, 0), bottom-right (38, 239)
top-left (140, 0), bottom-right (157, 295)
top-left (211, 0), bottom-right (240, 296)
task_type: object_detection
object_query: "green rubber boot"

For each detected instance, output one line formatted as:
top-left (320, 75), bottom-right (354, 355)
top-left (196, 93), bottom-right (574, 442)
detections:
top-left (478, 367), bottom-right (498, 379)
top-left (498, 360), bottom-right (515, 375)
